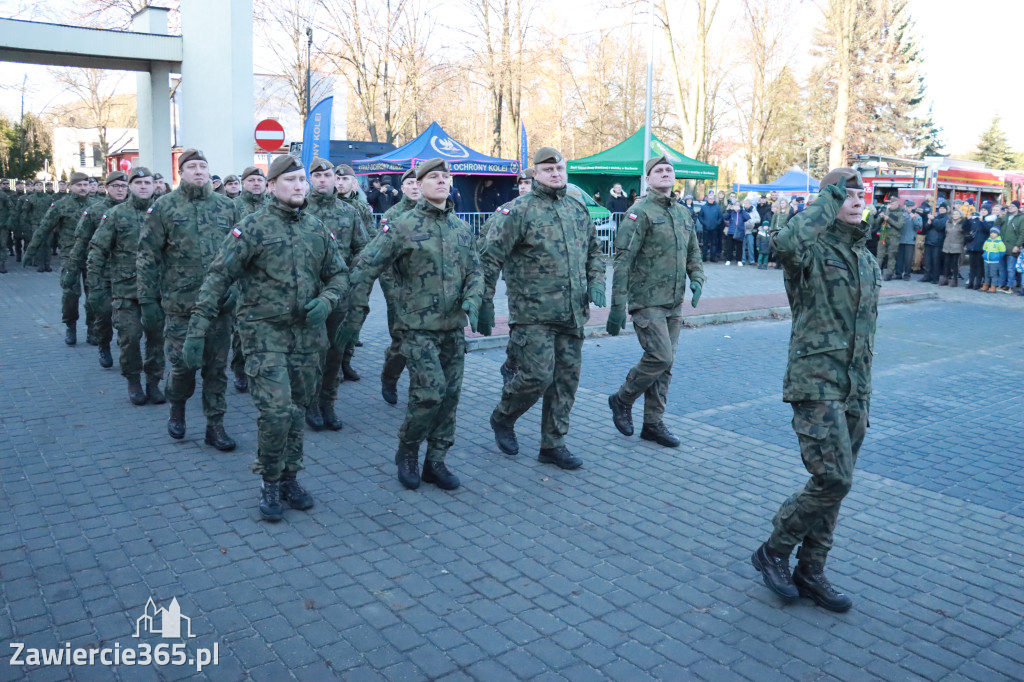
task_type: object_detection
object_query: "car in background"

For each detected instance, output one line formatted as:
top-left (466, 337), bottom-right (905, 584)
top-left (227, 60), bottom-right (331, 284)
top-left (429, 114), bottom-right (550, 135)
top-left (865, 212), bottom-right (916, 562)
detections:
top-left (565, 183), bottom-right (615, 254)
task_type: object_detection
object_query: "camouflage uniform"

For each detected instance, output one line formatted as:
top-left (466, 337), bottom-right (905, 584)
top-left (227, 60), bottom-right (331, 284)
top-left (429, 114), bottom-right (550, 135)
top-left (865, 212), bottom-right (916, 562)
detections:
top-left (9, 191), bottom-right (29, 261)
top-left (137, 182), bottom-right (241, 424)
top-left (88, 194), bottom-right (165, 383)
top-left (479, 182), bottom-right (604, 449)
top-left (378, 194), bottom-right (419, 386)
top-left (766, 185), bottom-right (879, 566)
top-left (188, 197), bottom-right (348, 481)
top-left (611, 191), bottom-right (705, 424)
top-left (25, 193), bottom-right (92, 324)
top-left (66, 195), bottom-right (124, 345)
top-left (348, 198), bottom-right (482, 462)
top-left (230, 190), bottom-right (267, 381)
top-left (876, 206), bottom-right (905, 277)
top-left (0, 191), bottom-right (12, 272)
top-left (20, 192), bottom-right (52, 269)
top-left (335, 191), bottom-right (372, 367)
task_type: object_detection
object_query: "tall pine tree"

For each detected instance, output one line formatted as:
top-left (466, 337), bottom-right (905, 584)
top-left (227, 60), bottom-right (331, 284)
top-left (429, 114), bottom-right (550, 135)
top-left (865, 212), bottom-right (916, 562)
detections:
top-left (973, 116), bottom-right (1015, 169)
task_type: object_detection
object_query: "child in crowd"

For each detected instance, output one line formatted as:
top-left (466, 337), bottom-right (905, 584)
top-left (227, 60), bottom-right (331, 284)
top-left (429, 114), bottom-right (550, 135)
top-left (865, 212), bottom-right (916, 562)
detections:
top-left (756, 220), bottom-right (771, 269)
top-left (982, 226), bottom-right (1006, 292)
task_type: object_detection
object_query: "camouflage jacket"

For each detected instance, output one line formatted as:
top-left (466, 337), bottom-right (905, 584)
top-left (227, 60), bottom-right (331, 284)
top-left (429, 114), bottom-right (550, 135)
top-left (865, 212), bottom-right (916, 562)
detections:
top-left (996, 213), bottom-right (1024, 253)
top-left (0, 191), bottom-right (12, 234)
top-left (337, 191), bottom-right (372, 261)
top-left (28, 192), bottom-right (91, 255)
top-left (234, 190), bottom-right (266, 218)
top-left (87, 194), bottom-right (155, 299)
top-left (188, 198), bottom-right (348, 355)
top-left (382, 195), bottom-right (418, 223)
top-left (136, 182), bottom-right (242, 316)
top-left (611, 191), bottom-right (705, 312)
top-left (66, 196), bottom-right (125, 277)
top-left (17, 193), bottom-right (51, 238)
top-left (770, 187), bottom-right (880, 403)
top-left (479, 182), bottom-right (603, 328)
top-left (876, 207), bottom-right (905, 244)
top-left (349, 198), bottom-right (482, 333)
top-left (308, 190), bottom-right (363, 265)
top-left (477, 200), bottom-right (513, 241)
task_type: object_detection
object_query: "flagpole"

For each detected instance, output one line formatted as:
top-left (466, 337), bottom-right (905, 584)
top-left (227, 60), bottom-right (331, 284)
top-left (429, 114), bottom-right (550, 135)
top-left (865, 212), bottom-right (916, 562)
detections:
top-left (641, 0), bottom-right (654, 196)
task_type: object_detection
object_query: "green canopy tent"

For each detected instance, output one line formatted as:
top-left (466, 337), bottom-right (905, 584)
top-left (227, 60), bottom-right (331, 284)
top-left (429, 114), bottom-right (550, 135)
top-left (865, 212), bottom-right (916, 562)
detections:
top-left (567, 129), bottom-right (719, 200)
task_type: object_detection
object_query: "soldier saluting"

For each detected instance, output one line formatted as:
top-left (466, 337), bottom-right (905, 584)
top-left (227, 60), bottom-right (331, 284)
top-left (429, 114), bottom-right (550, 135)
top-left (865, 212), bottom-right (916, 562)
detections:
top-left (606, 155), bottom-right (705, 447)
top-left (184, 155), bottom-right (349, 521)
top-left (478, 146), bottom-right (605, 470)
top-left (751, 168), bottom-right (879, 613)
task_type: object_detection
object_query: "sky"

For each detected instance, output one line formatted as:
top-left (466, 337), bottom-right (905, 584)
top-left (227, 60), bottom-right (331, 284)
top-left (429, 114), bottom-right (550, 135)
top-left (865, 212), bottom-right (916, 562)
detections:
top-left (1, 0), bottom-right (1023, 158)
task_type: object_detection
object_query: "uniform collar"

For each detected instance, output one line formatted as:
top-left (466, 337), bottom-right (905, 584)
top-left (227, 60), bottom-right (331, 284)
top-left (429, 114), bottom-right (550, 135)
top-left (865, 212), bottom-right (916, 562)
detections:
top-left (532, 182), bottom-right (567, 201)
top-left (400, 195), bottom-right (418, 210)
top-left (416, 197), bottom-right (454, 217)
top-left (647, 190), bottom-right (672, 208)
top-left (131, 194), bottom-right (154, 211)
top-left (241, 189), bottom-right (263, 203)
top-left (268, 196), bottom-right (306, 220)
top-left (310, 189), bottom-right (337, 209)
top-left (180, 181), bottom-right (212, 201)
top-left (830, 219), bottom-right (868, 246)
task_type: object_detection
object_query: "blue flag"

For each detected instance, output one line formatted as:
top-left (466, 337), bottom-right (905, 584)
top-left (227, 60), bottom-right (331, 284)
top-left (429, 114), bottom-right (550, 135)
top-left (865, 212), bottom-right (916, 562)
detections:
top-left (520, 121), bottom-right (528, 172)
top-left (301, 96), bottom-right (333, 171)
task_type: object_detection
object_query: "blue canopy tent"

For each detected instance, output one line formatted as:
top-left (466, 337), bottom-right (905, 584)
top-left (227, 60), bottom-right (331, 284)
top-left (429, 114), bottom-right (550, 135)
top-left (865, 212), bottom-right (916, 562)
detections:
top-left (733, 167), bottom-right (820, 194)
top-left (352, 122), bottom-right (520, 212)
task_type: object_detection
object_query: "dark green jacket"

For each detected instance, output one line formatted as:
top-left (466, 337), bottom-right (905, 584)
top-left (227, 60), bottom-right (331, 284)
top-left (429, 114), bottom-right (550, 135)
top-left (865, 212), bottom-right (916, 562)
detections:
top-left (997, 213), bottom-right (1024, 254)
top-left (349, 198), bottom-right (482, 333)
top-left (66, 196), bottom-right (125, 278)
top-left (771, 187), bottom-right (880, 402)
top-left (338, 191), bottom-right (372, 258)
top-left (17, 192), bottom-right (51, 239)
top-left (611, 191), bottom-right (705, 312)
top-left (28, 192), bottom-right (91, 255)
top-left (136, 182), bottom-right (241, 316)
top-left (234, 190), bottom-right (266, 218)
top-left (87, 194), bottom-right (155, 299)
top-left (876, 207), bottom-right (905, 245)
top-left (479, 182), bottom-right (604, 328)
top-left (382, 194), bottom-right (418, 223)
top-left (307, 190), bottom-right (363, 265)
top-left (189, 198), bottom-right (349, 355)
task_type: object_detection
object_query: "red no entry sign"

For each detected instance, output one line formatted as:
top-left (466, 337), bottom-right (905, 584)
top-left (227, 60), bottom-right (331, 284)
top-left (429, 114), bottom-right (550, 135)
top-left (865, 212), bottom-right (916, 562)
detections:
top-left (254, 119), bottom-right (286, 152)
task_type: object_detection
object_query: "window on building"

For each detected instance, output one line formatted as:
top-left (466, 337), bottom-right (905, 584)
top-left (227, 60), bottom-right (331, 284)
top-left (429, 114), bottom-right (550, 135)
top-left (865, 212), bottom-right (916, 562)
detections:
top-left (92, 145), bottom-right (102, 168)
top-left (79, 143), bottom-right (86, 167)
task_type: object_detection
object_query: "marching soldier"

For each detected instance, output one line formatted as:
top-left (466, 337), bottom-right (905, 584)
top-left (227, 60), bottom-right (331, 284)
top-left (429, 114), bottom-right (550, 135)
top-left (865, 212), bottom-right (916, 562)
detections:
top-left (87, 167), bottom-right (166, 405)
top-left (229, 165), bottom-right (269, 393)
top-left (136, 149), bottom-right (241, 451)
top-left (338, 158), bottom-right (482, 491)
top-left (332, 164), bottom-right (371, 381)
top-left (606, 156), bottom-right (705, 447)
top-left (184, 155), bottom-right (348, 521)
top-left (478, 147), bottom-right (605, 470)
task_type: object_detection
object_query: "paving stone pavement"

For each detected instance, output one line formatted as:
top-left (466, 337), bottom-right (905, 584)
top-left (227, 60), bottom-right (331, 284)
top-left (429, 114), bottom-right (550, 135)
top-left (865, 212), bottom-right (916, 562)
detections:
top-left (1, 265), bottom-right (1023, 682)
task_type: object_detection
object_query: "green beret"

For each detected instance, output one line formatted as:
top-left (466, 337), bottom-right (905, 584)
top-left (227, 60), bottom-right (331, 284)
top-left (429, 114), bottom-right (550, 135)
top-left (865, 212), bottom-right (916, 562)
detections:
top-left (240, 166), bottom-right (263, 181)
top-left (309, 157), bottom-right (334, 173)
top-left (68, 172), bottom-right (89, 185)
top-left (415, 158), bottom-right (450, 181)
top-left (401, 167), bottom-right (416, 183)
top-left (128, 167), bottom-right (153, 183)
top-left (267, 154), bottom-right (305, 181)
top-left (533, 146), bottom-right (563, 165)
top-left (334, 164), bottom-right (355, 177)
top-left (105, 171), bottom-right (127, 184)
top-left (223, 174), bottom-right (239, 184)
top-left (644, 154), bottom-right (672, 176)
top-left (177, 148), bottom-right (207, 170)
top-left (820, 167), bottom-right (864, 190)
top-left (518, 167), bottom-right (535, 181)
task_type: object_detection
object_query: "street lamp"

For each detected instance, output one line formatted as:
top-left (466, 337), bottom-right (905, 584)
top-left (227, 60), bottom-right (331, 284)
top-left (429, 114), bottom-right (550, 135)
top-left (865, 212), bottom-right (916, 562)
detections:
top-left (305, 27), bottom-right (313, 121)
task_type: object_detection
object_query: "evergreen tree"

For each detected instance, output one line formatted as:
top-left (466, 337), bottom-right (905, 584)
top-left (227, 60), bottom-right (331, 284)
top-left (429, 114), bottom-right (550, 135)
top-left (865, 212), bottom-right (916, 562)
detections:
top-left (915, 104), bottom-right (945, 158)
top-left (973, 116), bottom-right (1015, 170)
top-left (0, 114), bottom-right (52, 179)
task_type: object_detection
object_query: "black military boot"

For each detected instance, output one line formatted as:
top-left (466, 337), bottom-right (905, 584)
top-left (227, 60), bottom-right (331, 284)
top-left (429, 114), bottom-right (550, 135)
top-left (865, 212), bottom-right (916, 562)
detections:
top-left (793, 559), bottom-right (853, 612)
top-left (204, 422), bottom-right (237, 451)
top-left (320, 401), bottom-right (343, 431)
top-left (168, 402), bottom-right (186, 439)
top-left (127, 379), bottom-right (148, 406)
top-left (86, 329), bottom-right (99, 346)
top-left (608, 393), bottom-right (634, 436)
top-left (395, 443), bottom-right (421, 490)
top-left (305, 403), bottom-right (325, 430)
top-left (279, 475), bottom-right (314, 510)
top-left (146, 379), bottom-right (166, 405)
top-left (490, 414), bottom-right (519, 456)
top-left (98, 344), bottom-right (113, 368)
top-left (640, 421), bottom-right (680, 447)
top-left (342, 359), bottom-right (361, 381)
top-left (233, 371), bottom-right (248, 393)
top-left (538, 446), bottom-right (583, 470)
top-left (381, 380), bottom-right (398, 405)
top-left (751, 542), bottom-right (799, 602)
top-left (259, 480), bottom-right (285, 522)
top-left (64, 324), bottom-right (77, 346)
top-left (421, 459), bottom-right (460, 490)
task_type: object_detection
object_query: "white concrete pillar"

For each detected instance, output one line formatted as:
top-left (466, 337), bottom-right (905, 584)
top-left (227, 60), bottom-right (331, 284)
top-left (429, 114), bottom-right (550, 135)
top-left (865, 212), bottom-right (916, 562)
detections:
top-left (131, 7), bottom-right (174, 182)
top-left (179, 0), bottom-right (254, 177)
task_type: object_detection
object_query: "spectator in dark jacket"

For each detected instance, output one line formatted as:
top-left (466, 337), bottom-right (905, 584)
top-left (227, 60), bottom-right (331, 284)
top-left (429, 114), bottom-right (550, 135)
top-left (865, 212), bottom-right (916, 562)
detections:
top-left (698, 192), bottom-right (724, 262)
top-left (940, 208), bottom-right (968, 287)
top-left (922, 204), bottom-right (947, 282)
top-left (722, 202), bottom-right (749, 265)
top-left (605, 183), bottom-right (630, 213)
top-left (474, 178), bottom-right (504, 213)
top-left (367, 176), bottom-right (400, 213)
top-left (756, 195), bottom-right (773, 224)
top-left (964, 207), bottom-right (990, 289)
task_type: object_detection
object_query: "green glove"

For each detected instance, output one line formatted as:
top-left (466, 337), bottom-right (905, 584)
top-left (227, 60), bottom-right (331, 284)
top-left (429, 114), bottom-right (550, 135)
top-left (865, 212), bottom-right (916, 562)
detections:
top-left (304, 297), bottom-right (331, 326)
top-left (606, 305), bottom-right (626, 335)
top-left (181, 335), bottom-right (205, 370)
top-left (690, 281), bottom-right (702, 308)
top-left (477, 299), bottom-right (495, 336)
top-left (589, 282), bottom-right (606, 307)
top-left (219, 287), bottom-right (237, 313)
top-left (141, 301), bottom-right (163, 332)
top-left (60, 269), bottom-right (78, 289)
top-left (461, 300), bottom-right (479, 332)
top-left (821, 173), bottom-right (848, 203)
top-left (333, 321), bottom-right (359, 349)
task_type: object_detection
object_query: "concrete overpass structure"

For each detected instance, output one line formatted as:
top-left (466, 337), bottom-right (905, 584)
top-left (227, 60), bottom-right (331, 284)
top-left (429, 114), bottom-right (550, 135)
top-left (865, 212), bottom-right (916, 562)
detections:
top-left (0, 0), bottom-right (254, 182)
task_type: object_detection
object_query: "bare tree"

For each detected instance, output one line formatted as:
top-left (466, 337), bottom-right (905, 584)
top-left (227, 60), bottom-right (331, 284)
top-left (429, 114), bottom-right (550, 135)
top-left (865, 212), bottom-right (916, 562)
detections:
top-left (659, 0), bottom-right (719, 161)
top-left (50, 68), bottom-right (137, 163)
top-left (254, 0), bottom-right (332, 122)
top-left (76, 0), bottom-right (180, 30)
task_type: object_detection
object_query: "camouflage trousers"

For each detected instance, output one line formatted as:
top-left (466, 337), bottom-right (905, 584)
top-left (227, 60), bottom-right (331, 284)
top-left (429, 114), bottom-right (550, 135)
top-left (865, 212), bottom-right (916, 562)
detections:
top-left (880, 238), bottom-right (899, 275)
top-left (616, 305), bottom-right (682, 424)
top-left (230, 330), bottom-right (245, 377)
top-left (59, 256), bottom-right (92, 329)
top-left (316, 308), bottom-right (346, 403)
top-left (247, 351), bottom-right (321, 481)
top-left (493, 324), bottom-right (584, 450)
top-left (86, 278), bottom-right (113, 345)
top-left (0, 226), bottom-right (8, 270)
top-left (112, 298), bottom-right (165, 382)
top-left (164, 312), bottom-right (231, 422)
top-left (381, 294), bottom-right (407, 385)
top-left (769, 399), bottom-right (868, 565)
top-left (398, 329), bottom-right (465, 462)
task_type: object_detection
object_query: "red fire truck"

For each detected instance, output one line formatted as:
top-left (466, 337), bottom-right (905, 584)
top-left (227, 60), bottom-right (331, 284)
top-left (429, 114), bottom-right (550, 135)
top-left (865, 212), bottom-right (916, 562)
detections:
top-left (855, 154), bottom-right (1006, 207)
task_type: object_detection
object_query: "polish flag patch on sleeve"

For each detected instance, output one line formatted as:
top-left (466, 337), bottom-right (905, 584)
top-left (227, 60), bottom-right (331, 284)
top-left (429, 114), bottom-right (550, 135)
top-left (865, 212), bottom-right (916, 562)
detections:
top-left (382, 224), bottom-right (389, 233)
top-left (231, 227), bottom-right (242, 238)
top-left (83, 211), bottom-right (89, 216)
top-left (501, 208), bottom-right (510, 215)
top-left (146, 207), bottom-right (154, 213)
top-left (628, 212), bottom-right (638, 221)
